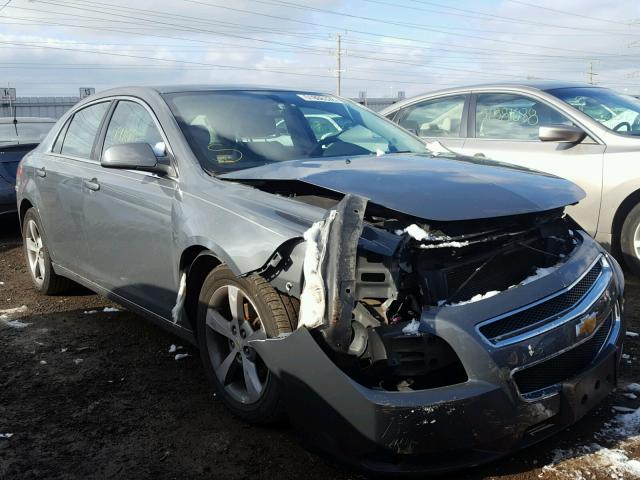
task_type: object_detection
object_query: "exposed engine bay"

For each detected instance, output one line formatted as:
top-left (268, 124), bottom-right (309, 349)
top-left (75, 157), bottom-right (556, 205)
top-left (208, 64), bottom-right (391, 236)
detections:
top-left (236, 179), bottom-right (580, 393)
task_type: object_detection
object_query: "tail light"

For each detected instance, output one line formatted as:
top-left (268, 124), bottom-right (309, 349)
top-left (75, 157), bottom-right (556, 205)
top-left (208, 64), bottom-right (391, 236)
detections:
top-left (15, 165), bottom-right (23, 188)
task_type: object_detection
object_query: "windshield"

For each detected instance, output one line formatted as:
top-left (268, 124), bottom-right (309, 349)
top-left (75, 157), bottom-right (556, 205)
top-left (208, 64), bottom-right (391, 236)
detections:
top-left (548, 87), bottom-right (640, 136)
top-left (0, 122), bottom-right (55, 145)
top-left (163, 90), bottom-right (428, 173)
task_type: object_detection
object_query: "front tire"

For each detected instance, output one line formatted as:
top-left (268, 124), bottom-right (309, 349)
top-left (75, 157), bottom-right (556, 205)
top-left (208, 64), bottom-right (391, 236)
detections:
top-left (22, 208), bottom-right (73, 295)
top-left (196, 265), bottom-right (296, 424)
top-left (621, 203), bottom-right (640, 277)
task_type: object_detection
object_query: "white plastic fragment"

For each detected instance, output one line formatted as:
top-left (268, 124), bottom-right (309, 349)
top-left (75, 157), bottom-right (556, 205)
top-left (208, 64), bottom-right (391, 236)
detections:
top-left (425, 140), bottom-right (452, 155)
top-left (0, 433), bottom-right (13, 439)
top-left (171, 272), bottom-right (187, 323)
top-left (73, 358), bottom-right (83, 365)
top-left (168, 344), bottom-right (177, 354)
top-left (624, 393), bottom-right (637, 400)
top-left (102, 307), bottom-right (120, 313)
top-left (298, 211), bottom-right (337, 330)
top-left (402, 319), bottom-right (421, 335)
top-left (626, 331), bottom-right (640, 338)
top-left (39, 360), bottom-right (47, 365)
top-left (174, 353), bottom-right (189, 361)
top-left (83, 310), bottom-right (98, 315)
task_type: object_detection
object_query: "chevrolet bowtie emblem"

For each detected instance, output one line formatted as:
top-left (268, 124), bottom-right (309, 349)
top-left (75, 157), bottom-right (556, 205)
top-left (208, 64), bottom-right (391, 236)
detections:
top-left (576, 312), bottom-right (598, 338)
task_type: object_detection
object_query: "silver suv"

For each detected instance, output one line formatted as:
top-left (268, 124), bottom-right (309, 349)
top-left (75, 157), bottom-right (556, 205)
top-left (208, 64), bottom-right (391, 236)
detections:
top-left (382, 82), bottom-right (640, 275)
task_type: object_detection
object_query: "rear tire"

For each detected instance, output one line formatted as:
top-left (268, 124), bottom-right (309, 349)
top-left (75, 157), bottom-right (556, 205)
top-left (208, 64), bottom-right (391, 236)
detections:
top-left (21, 208), bottom-right (74, 295)
top-left (196, 265), bottom-right (297, 424)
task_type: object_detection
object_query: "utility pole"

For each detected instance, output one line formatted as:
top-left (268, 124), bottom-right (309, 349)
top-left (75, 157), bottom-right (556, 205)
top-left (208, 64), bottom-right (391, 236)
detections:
top-left (587, 61), bottom-right (598, 85)
top-left (335, 34), bottom-right (343, 96)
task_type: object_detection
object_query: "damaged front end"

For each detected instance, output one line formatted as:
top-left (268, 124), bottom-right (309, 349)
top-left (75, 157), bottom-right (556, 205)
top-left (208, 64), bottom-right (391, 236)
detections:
top-left (251, 194), bottom-right (625, 474)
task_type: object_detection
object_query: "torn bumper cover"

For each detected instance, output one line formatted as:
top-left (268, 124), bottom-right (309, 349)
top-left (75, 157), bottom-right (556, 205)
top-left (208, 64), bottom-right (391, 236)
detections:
top-left (252, 201), bottom-right (625, 474)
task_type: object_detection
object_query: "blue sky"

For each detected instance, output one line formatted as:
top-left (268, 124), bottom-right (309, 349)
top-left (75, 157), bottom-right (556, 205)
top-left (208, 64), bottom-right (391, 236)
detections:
top-left (0, 0), bottom-right (639, 97)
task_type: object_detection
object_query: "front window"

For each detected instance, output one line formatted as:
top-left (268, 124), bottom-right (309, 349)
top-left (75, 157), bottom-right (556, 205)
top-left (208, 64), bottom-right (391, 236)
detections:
top-left (548, 87), bottom-right (640, 136)
top-left (102, 101), bottom-right (164, 156)
top-left (163, 90), bottom-right (427, 173)
top-left (0, 121), bottom-right (55, 146)
top-left (475, 93), bottom-right (572, 141)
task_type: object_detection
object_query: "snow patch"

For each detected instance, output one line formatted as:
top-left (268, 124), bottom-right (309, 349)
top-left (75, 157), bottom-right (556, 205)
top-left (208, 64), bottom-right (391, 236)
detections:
top-left (447, 290), bottom-right (500, 307)
top-left (419, 240), bottom-right (470, 249)
top-left (0, 305), bottom-right (28, 318)
top-left (4, 319), bottom-right (31, 329)
top-left (625, 383), bottom-right (640, 394)
top-left (519, 266), bottom-right (557, 286)
top-left (402, 319), bottom-right (420, 335)
top-left (298, 211), bottom-right (337, 330)
top-left (1, 305), bottom-right (30, 327)
top-left (83, 310), bottom-right (98, 315)
top-left (0, 433), bottom-right (13, 439)
top-left (73, 358), bottom-right (83, 365)
top-left (624, 393), bottom-right (638, 400)
top-left (627, 331), bottom-right (640, 338)
top-left (102, 307), bottom-right (120, 313)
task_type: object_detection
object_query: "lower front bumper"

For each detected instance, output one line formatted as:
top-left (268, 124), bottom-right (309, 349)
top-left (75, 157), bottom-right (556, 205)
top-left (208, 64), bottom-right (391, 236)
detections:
top-left (254, 320), bottom-right (622, 475)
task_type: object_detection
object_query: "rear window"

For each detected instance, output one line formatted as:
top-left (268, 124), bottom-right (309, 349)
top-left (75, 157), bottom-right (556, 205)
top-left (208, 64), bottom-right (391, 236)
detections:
top-left (60, 102), bottom-right (110, 158)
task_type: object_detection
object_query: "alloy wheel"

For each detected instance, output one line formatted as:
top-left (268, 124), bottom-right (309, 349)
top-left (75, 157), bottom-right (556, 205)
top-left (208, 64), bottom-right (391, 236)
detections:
top-left (25, 219), bottom-right (45, 287)
top-left (205, 284), bottom-right (268, 404)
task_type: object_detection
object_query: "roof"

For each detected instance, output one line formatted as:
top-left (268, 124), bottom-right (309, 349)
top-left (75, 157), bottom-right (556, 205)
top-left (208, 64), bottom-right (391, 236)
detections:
top-left (96, 85), bottom-right (329, 96)
top-left (0, 117), bottom-right (57, 123)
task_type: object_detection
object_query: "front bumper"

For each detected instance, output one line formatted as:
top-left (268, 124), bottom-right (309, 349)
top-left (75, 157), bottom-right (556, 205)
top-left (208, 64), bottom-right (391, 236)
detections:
top-left (253, 234), bottom-right (625, 474)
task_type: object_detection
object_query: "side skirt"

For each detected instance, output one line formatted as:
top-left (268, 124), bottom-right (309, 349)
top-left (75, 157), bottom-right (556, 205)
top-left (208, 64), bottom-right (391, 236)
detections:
top-left (53, 263), bottom-right (198, 345)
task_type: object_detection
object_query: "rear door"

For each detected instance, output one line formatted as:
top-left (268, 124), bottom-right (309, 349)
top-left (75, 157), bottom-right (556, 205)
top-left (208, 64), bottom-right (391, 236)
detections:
top-left (38, 101), bottom-right (111, 273)
top-left (82, 98), bottom-right (178, 318)
top-left (459, 92), bottom-right (605, 235)
top-left (392, 94), bottom-right (469, 152)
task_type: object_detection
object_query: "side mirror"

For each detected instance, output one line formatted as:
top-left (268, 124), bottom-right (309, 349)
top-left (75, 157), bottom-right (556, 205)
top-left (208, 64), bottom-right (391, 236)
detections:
top-left (539, 125), bottom-right (586, 143)
top-left (101, 143), bottom-right (172, 175)
top-left (400, 119), bottom-right (420, 136)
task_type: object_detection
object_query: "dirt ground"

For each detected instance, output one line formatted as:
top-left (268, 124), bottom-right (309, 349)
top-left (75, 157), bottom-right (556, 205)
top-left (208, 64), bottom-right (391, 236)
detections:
top-left (1, 216), bottom-right (639, 480)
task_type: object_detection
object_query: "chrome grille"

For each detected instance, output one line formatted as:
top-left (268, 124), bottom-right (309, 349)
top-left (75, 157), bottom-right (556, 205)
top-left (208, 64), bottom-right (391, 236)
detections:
top-left (479, 260), bottom-right (602, 343)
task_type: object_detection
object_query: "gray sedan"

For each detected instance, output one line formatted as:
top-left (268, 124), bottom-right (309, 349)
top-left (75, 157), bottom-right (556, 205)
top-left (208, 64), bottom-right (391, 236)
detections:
top-left (16, 86), bottom-right (624, 474)
top-left (381, 82), bottom-right (640, 275)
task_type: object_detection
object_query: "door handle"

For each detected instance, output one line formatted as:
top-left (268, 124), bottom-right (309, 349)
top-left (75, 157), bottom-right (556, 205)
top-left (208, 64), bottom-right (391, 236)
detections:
top-left (474, 153), bottom-right (486, 158)
top-left (83, 178), bottom-right (100, 191)
top-left (36, 167), bottom-right (46, 178)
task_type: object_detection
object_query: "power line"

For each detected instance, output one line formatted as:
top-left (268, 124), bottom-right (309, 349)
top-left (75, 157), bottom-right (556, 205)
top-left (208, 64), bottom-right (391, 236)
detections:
top-left (503, 0), bottom-right (634, 26)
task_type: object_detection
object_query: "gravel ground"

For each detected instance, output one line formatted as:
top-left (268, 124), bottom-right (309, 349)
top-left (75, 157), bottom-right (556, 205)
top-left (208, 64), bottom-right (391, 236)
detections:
top-left (1, 216), bottom-right (639, 480)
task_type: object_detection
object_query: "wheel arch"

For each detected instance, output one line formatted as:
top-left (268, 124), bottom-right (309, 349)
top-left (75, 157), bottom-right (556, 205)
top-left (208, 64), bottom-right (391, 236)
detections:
top-left (180, 247), bottom-right (223, 335)
top-left (18, 198), bottom-right (34, 226)
top-left (611, 188), bottom-right (640, 257)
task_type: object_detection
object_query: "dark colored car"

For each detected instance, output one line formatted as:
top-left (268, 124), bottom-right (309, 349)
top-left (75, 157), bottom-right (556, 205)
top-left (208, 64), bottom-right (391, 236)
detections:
top-left (16, 86), bottom-right (625, 474)
top-left (0, 117), bottom-right (56, 216)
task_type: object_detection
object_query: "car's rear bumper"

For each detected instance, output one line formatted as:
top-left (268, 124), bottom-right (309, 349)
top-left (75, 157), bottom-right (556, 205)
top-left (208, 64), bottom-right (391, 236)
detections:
top-left (253, 237), bottom-right (625, 475)
top-left (0, 177), bottom-right (17, 215)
